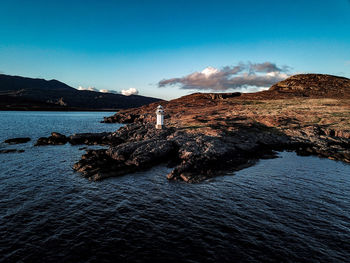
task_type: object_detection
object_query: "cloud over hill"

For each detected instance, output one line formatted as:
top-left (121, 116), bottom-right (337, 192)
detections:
top-left (121, 88), bottom-right (139, 96)
top-left (158, 62), bottom-right (291, 92)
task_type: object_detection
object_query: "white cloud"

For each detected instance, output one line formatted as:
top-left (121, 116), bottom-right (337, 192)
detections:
top-left (121, 88), bottom-right (139, 96)
top-left (158, 62), bottom-right (292, 92)
top-left (266, 71), bottom-right (289, 78)
top-left (78, 86), bottom-right (99, 92)
top-left (99, 89), bottom-right (119, 94)
top-left (77, 86), bottom-right (119, 94)
top-left (201, 66), bottom-right (219, 77)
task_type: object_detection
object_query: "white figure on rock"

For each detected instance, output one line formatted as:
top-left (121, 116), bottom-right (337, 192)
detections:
top-left (155, 105), bottom-right (164, 129)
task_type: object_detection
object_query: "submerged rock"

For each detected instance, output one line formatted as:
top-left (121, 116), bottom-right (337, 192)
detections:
top-left (4, 137), bottom-right (31, 144)
top-left (0, 149), bottom-right (25, 154)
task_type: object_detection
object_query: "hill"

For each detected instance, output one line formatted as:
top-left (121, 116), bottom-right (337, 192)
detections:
top-left (269, 74), bottom-right (350, 98)
top-left (0, 74), bottom-right (161, 110)
top-left (240, 74), bottom-right (350, 100)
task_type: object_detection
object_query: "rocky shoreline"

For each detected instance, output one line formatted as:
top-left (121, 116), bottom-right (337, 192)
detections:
top-left (5, 74), bottom-right (350, 182)
top-left (30, 119), bottom-right (350, 182)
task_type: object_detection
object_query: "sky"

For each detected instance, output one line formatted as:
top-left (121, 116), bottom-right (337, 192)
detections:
top-left (0, 0), bottom-right (350, 100)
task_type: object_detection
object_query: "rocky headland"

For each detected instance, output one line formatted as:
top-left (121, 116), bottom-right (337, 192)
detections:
top-left (33, 74), bottom-right (350, 182)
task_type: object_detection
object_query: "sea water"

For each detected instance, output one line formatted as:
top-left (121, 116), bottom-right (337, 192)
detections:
top-left (0, 111), bottom-right (349, 262)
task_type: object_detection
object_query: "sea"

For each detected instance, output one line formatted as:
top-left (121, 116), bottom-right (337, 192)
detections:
top-left (0, 111), bottom-right (349, 263)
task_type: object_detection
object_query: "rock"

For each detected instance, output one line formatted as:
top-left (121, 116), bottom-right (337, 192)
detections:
top-left (75, 138), bottom-right (176, 180)
top-left (77, 112), bottom-right (350, 182)
top-left (51, 132), bottom-right (65, 139)
top-left (50, 132), bottom-right (68, 144)
top-left (35, 132), bottom-right (112, 146)
top-left (4, 137), bottom-right (31, 144)
top-left (69, 132), bottom-right (111, 145)
top-left (35, 137), bottom-right (50, 146)
top-left (35, 132), bottom-right (68, 146)
top-left (103, 113), bottom-right (141, 124)
top-left (72, 123), bottom-right (304, 182)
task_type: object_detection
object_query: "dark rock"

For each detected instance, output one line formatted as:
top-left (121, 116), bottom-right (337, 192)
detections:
top-left (72, 119), bottom-right (350, 182)
top-left (50, 132), bottom-right (67, 144)
top-left (103, 113), bottom-right (141, 124)
top-left (74, 138), bottom-right (176, 181)
top-left (35, 132), bottom-right (112, 146)
top-left (69, 132), bottom-right (111, 145)
top-left (4, 137), bottom-right (31, 144)
top-left (72, 122), bottom-right (309, 182)
top-left (35, 132), bottom-right (68, 146)
top-left (51, 132), bottom-right (65, 139)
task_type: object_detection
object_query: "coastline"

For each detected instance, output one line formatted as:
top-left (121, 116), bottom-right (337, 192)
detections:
top-left (5, 74), bottom-right (350, 183)
top-left (32, 96), bottom-right (350, 182)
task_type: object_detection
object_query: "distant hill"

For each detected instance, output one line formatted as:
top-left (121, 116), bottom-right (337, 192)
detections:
top-left (236, 74), bottom-right (350, 100)
top-left (269, 74), bottom-right (350, 98)
top-left (0, 74), bottom-right (161, 110)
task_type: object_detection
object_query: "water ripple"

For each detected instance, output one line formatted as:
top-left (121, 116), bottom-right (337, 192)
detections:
top-left (0, 112), bottom-right (350, 262)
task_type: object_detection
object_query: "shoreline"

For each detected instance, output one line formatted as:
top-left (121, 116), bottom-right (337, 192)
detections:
top-left (29, 116), bottom-right (349, 183)
top-left (5, 74), bottom-right (350, 182)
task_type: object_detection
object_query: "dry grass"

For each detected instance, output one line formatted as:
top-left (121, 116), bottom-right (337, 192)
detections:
top-left (165, 98), bottom-right (350, 133)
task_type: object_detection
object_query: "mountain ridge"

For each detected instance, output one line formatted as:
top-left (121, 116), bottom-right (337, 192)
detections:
top-left (0, 74), bottom-right (161, 110)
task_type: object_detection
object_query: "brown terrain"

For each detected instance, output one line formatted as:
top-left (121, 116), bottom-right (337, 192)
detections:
top-left (29, 74), bottom-right (350, 182)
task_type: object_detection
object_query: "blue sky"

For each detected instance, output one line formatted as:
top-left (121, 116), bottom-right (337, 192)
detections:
top-left (0, 0), bottom-right (350, 99)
